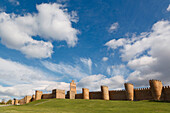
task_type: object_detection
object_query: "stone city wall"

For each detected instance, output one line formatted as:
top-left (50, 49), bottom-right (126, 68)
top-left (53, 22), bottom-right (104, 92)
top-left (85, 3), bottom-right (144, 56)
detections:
top-left (12, 79), bottom-right (170, 105)
top-left (24, 96), bottom-right (32, 104)
top-left (52, 89), bottom-right (65, 99)
top-left (109, 90), bottom-right (126, 100)
top-left (162, 86), bottom-right (170, 101)
top-left (66, 91), bottom-right (75, 99)
top-left (89, 91), bottom-right (102, 99)
top-left (134, 88), bottom-right (153, 101)
top-left (18, 98), bottom-right (25, 105)
top-left (75, 93), bottom-right (83, 99)
top-left (42, 94), bottom-right (53, 99)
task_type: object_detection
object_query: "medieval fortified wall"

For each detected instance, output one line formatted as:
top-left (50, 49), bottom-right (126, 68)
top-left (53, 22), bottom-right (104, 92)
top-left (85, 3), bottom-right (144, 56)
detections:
top-left (12, 80), bottom-right (170, 105)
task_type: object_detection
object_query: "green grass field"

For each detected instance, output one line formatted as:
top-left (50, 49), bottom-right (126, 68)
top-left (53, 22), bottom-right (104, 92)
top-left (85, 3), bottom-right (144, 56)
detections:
top-left (0, 99), bottom-right (170, 113)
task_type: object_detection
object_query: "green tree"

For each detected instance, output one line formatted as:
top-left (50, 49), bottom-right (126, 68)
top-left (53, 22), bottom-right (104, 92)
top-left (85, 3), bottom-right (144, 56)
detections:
top-left (0, 99), bottom-right (5, 104)
top-left (6, 99), bottom-right (12, 104)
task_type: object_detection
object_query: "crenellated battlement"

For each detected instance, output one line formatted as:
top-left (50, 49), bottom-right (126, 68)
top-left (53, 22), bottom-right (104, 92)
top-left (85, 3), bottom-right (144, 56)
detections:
top-left (134, 87), bottom-right (150, 91)
top-left (124, 83), bottom-right (133, 85)
top-left (110, 90), bottom-right (126, 92)
top-left (163, 86), bottom-right (170, 89)
top-left (149, 79), bottom-right (162, 82)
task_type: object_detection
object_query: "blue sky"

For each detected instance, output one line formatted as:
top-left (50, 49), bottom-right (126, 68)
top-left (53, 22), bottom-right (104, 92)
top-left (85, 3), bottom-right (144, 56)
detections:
top-left (0, 0), bottom-right (170, 100)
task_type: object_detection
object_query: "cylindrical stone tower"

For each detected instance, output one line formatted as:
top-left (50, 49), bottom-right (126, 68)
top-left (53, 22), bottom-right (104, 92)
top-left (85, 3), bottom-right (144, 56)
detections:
top-left (82, 88), bottom-right (89, 99)
top-left (101, 86), bottom-right (109, 100)
top-left (149, 80), bottom-right (163, 101)
top-left (124, 83), bottom-right (134, 101)
top-left (14, 99), bottom-right (18, 105)
top-left (12, 99), bottom-right (14, 105)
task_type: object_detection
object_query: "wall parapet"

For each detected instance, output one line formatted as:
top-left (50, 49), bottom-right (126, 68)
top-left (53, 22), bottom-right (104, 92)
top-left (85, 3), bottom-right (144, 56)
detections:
top-left (163, 86), bottom-right (170, 89)
top-left (134, 87), bottom-right (150, 91)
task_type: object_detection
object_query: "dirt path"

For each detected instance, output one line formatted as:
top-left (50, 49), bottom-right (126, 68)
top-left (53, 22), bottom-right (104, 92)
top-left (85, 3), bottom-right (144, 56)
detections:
top-left (0, 105), bottom-right (12, 107)
top-left (34, 100), bottom-right (52, 106)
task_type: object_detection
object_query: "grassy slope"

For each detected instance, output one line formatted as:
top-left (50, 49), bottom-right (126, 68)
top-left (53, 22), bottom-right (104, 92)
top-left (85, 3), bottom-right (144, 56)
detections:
top-left (0, 99), bottom-right (170, 113)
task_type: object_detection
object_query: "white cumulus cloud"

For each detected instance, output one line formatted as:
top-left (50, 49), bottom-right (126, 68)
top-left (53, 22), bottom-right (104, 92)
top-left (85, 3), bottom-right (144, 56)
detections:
top-left (77, 74), bottom-right (125, 91)
top-left (0, 3), bottom-right (79, 58)
top-left (106, 64), bottom-right (129, 77)
top-left (102, 57), bottom-right (108, 62)
top-left (108, 22), bottom-right (119, 33)
top-left (105, 38), bottom-right (126, 50)
top-left (106, 20), bottom-right (170, 86)
top-left (0, 57), bottom-right (50, 85)
top-left (127, 56), bottom-right (157, 70)
top-left (0, 57), bottom-right (128, 98)
top-left (167, 4), bottom-right (170, 11)
top-left (0, 57), bottom-right (70, 98)
top-left (0, 81), bottom-right (70, 98)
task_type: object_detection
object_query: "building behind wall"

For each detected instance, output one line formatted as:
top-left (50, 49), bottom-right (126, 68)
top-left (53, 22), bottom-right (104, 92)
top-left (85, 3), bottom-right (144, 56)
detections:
top-left (70, 80), bottom-right (76, 94)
